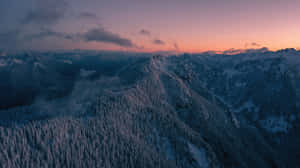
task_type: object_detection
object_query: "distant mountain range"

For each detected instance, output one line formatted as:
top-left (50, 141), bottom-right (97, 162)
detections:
top-left (0, 49), bottom-right (299, 167)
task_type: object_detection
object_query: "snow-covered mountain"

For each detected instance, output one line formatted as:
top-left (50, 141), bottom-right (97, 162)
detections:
top-left (0, 50), bottom-right (299, 167)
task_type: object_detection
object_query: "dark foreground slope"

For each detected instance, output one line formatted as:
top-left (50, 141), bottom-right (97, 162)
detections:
top-left (0, 51), bottom-right (299, 167)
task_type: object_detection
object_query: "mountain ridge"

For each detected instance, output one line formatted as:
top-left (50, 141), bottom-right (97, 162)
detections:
top-left (0, 51), bottom-right (299, 167)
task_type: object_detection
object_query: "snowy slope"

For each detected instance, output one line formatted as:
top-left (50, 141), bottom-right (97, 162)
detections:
top-left (0, 50), bottom-right (299, 167)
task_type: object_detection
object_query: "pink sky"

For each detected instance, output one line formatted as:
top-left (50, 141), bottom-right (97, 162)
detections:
top-left (1, 0), bottom-right (300, 52)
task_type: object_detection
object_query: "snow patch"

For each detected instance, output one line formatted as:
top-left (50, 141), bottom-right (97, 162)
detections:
top-left (235, 81), bottom-right (246, 87)
top-left (161, 137), bottom-right (175, 161)
top-left (34, 62), bottom-right (46, 69)
top-left (188, 142), bottom-right (210, 168)
top-left (152, 128), bottom-right (176, 161)
top-left (235, 100), bottom-right (259, 114)
top-left (62, 60), bottom-right (73, 64)
top-left (80, 69), bottom-right (96, 78)
top-left (259, 116), bottom-right (291, 133)
top-left (13, 59), bottom-right (23, 64)
top-left (0, 59), bottom-right (7, 67)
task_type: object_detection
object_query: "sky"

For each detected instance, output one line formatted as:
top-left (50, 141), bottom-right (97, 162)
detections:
top-left (0, 0), bottom-right (300, 53)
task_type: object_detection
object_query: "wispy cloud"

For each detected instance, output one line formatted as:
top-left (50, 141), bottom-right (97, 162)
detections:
top-left (25, 27), bottom-right (136, 48)
top-left (223, 47), bottom-right (269, 55)
top-left (174, 43), bottom-right (179, 50)
top-left (22, 0), bottom-right (68, 25)
top-left (78, 12), bottom-right (99, 20)
top-left (82, 28), bottom-right (135, 47)
top-left (223, 48), bottom-right (243, 55)
top-left (153, 39), bottom-right (165, 45)
top-left (25, 28), bottom-right (76, 41)
top-left (251, 42), bottom-right (261, 47)
top-left (139, 29), bottom-right (151, 36)
top-left (244, 47), bottom-right (269, 53)
top-left (1, 0), bottom-right (140, 50)
top-left (245, 42), bottom-right (262, 48)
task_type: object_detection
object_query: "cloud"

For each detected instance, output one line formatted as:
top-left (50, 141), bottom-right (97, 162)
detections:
top-left (245, 42), bottom-right (262, 48)
top-left (251, 42), bottom-right (261, 47)
top-left (78, 12), bottom-right (99, 20)
top-left (2, 0), bottom-right (139, 50)
top-left (1, 0), bottom-right (69, 49)
top-left (81, 28), bottom-right (135, 48)
top-left (200, 51), bottom-right (218, 55)
top-left (22, 0), bottom-right (68, 25)
top-left (25, 28), bottom-right (76, 41)
top-left (153, 39), bottom-right (165, 45)
top-left (174, 43), bottom-right (179, 50)
top-left (223, 48), bottom-right (243, 55)
top-left (223, 47), bottom-right (270, 55)
top-left (23, 26), bottom-right (136, 48)
top-left (244, 47), bottom-right (269, 54)
top-left (139, 29), bottom-right (151, 36)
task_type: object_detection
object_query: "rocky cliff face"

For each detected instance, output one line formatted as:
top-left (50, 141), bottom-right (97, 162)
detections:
top-left (0, 50), bottom-right (299, 167)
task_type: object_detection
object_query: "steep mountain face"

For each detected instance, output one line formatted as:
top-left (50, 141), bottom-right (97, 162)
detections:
top-left (0, 50), bottom-right (299, 167)
top-left (167, 50), bottom-right (300, 167)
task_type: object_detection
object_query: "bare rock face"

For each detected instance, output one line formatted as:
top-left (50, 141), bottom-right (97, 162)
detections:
top-left (0, 50), bottom-right (299, 167)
